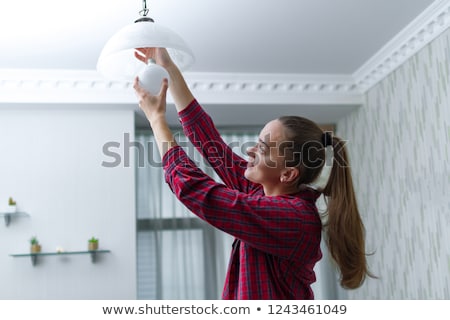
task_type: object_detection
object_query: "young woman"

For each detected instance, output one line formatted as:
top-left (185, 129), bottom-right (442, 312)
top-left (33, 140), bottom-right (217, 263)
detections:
top-left (133, 48), bottom-right (373, 299)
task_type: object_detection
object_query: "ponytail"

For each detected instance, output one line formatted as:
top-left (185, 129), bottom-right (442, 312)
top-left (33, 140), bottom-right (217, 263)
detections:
top-left (278, 116), bottom-right (374, 289)
top-left (322, 136), bottom-right (374, 289)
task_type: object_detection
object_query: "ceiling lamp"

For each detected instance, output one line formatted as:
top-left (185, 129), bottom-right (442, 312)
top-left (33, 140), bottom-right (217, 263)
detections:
top-left (97, 0), bottom-right (195, 81)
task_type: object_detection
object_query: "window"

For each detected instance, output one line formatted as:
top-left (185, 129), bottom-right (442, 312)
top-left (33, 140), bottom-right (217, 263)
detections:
top-left (135, 131), bottom-right (256, 299)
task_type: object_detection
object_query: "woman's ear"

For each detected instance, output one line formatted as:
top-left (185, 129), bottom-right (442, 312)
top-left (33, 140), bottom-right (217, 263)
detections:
top-left (280, 167), bottom-right (300, 183)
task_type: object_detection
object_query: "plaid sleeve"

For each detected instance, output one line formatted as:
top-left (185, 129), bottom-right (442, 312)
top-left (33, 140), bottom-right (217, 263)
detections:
top-left (163, 146), bottom-right (322, 259)
top-left (178, 99), bottom-right (256, 193)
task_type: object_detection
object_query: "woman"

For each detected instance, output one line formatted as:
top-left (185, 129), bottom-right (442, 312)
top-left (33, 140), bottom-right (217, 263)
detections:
top-left (133, 48), bottom-right (372, 299)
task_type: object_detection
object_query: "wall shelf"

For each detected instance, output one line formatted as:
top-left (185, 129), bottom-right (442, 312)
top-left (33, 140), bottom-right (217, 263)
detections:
top-left (0, 211), bottom-right (29, 227)
top-left (10, 250), bottom-right (110, 266)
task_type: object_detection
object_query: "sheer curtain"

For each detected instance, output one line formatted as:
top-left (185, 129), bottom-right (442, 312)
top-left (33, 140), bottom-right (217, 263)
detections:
top-left (135, 130), bottom-right (338, 300)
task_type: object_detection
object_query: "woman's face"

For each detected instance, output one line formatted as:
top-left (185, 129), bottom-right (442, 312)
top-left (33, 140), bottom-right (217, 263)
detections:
top-left (244, 119), bottom-right (289, 187)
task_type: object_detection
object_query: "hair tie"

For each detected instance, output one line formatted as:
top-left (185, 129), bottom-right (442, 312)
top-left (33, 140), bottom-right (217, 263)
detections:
top-left (307, 132), bottom-right (334, 192)
top-left (322, 131), bottom-right (333, 147)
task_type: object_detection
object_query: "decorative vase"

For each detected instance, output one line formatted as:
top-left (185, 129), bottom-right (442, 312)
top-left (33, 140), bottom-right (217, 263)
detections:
top-left (30, 244), bottom-right (41, 253)
top-left (88, 241), bottom-right (99, 251)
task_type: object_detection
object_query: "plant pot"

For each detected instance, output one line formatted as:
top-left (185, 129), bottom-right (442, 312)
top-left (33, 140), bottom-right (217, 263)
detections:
top-left (30, 244), bottom-right (41, 253)
top-left (7, 205), bottom-right (16, 213)
top-left (88, 241), bottom-right (98, 251)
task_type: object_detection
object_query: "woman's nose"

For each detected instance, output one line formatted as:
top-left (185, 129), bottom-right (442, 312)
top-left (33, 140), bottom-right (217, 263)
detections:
top-left (246, 145), bottom-right (257, 156)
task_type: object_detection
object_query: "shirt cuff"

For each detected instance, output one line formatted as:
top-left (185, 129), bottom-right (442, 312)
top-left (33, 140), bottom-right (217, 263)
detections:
top-left (178, 99), bottom-right (204, 127)
top-left (162, 145), bottom-right (188, 173)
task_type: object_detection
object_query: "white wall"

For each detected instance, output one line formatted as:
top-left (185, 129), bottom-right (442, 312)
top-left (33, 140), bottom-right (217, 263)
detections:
top-left (0, 106), bottom-right (136, 299)
top-left (336, 28), bottom-right (450, 299)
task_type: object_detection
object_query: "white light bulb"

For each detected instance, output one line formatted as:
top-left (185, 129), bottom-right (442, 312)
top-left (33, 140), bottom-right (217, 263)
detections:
top-left (138, 62), bottom-right (169, 95)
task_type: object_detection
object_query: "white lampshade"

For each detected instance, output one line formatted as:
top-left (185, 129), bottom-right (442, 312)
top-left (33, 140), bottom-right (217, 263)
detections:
top-left (97, 17), bottom-right (195, 81)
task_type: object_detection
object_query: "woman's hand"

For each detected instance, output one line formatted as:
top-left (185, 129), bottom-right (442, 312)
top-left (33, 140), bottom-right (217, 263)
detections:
top-left (135, 47), bottom-right (195, 114)
top-left (134, 76), bottom-right (169, 125)
top-left (134, 47), bottom-right (174, 69)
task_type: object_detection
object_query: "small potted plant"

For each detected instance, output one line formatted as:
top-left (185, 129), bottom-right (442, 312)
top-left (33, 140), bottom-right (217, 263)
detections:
top-left (7, 197), bottom-right (17, 213)
top-left (88, 236), bottom-right (99, 251)
top-left (30, 236), bottom-right (41, 253)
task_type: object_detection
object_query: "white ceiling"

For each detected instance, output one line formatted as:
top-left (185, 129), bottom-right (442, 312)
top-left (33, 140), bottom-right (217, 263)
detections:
top-left (0, 0), bottom-right (446, 127)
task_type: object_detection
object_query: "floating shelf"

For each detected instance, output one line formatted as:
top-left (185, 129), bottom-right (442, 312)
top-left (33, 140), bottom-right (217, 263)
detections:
top-left (10, 250), bottom-right (111, 266)
top-left (0, 211), bottom-right (29, 227)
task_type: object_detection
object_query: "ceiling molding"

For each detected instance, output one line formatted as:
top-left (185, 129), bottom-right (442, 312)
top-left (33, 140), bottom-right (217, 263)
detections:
top-left (0, 1), bottom-right (448, 107)
top-left (353, 0), bottom-right (450, 92)
top-left (184, 72), bottom-right (362, 105)
top-left (0, 69), bottom-right (363, 106)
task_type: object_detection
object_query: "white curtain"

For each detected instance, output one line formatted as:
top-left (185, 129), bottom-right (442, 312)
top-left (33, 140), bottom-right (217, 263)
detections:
top-left (135, 130), bottom-right (338, 299)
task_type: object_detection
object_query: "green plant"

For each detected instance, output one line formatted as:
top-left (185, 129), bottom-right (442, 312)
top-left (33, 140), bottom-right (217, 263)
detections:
top-left (30, 236), bottom-right (39, 245)
top-left (30, 236), bottom-right (41, 253)
top-left (88, 236), bottom-right (98, 243)
top-left (8, 197), bottom-right (16, 206)
top-left (88, 236), bottom-right (99, 251)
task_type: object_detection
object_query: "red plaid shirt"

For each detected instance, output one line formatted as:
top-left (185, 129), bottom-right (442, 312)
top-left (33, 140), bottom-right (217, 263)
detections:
top-left (162, 99), bottom-right (323, 299)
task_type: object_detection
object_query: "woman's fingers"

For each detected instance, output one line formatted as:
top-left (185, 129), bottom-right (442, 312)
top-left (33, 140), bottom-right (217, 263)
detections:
top-left (134, 47), bottom-right (156, 64)
top-left (134, 76), bottom-right (168, 104)
top-left (159, 78), bottom-right (169, 95)
top-left (134, 51), bottom-right (147, 63)
top-left (133, 77), bottom-right (145, 96)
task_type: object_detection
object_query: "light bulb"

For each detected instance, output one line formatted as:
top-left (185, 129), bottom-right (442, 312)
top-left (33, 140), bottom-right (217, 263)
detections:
top-left (138, 62), bottom-right (170, 95)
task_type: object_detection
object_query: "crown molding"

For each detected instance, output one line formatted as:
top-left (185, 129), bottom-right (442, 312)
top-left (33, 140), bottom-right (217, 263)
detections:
top-left (0, 69), bottom-right (363, 106)
top-left (184, 72), bottom-right (362, 105)
top-left (353, 0), bottom-right (450, 92)
top-left (0, 69), bottom-right (133, 105)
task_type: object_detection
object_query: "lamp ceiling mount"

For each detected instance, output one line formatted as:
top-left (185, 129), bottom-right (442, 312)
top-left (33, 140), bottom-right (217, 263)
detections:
top-left (137, 0), bottom-right (154, 23)
top-left (139, 0), bottom-right (150, 17)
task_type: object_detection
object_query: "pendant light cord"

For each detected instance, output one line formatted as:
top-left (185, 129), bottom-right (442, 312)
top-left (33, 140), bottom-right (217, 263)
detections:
top-left (140, 0), bottom-right (149, 16)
